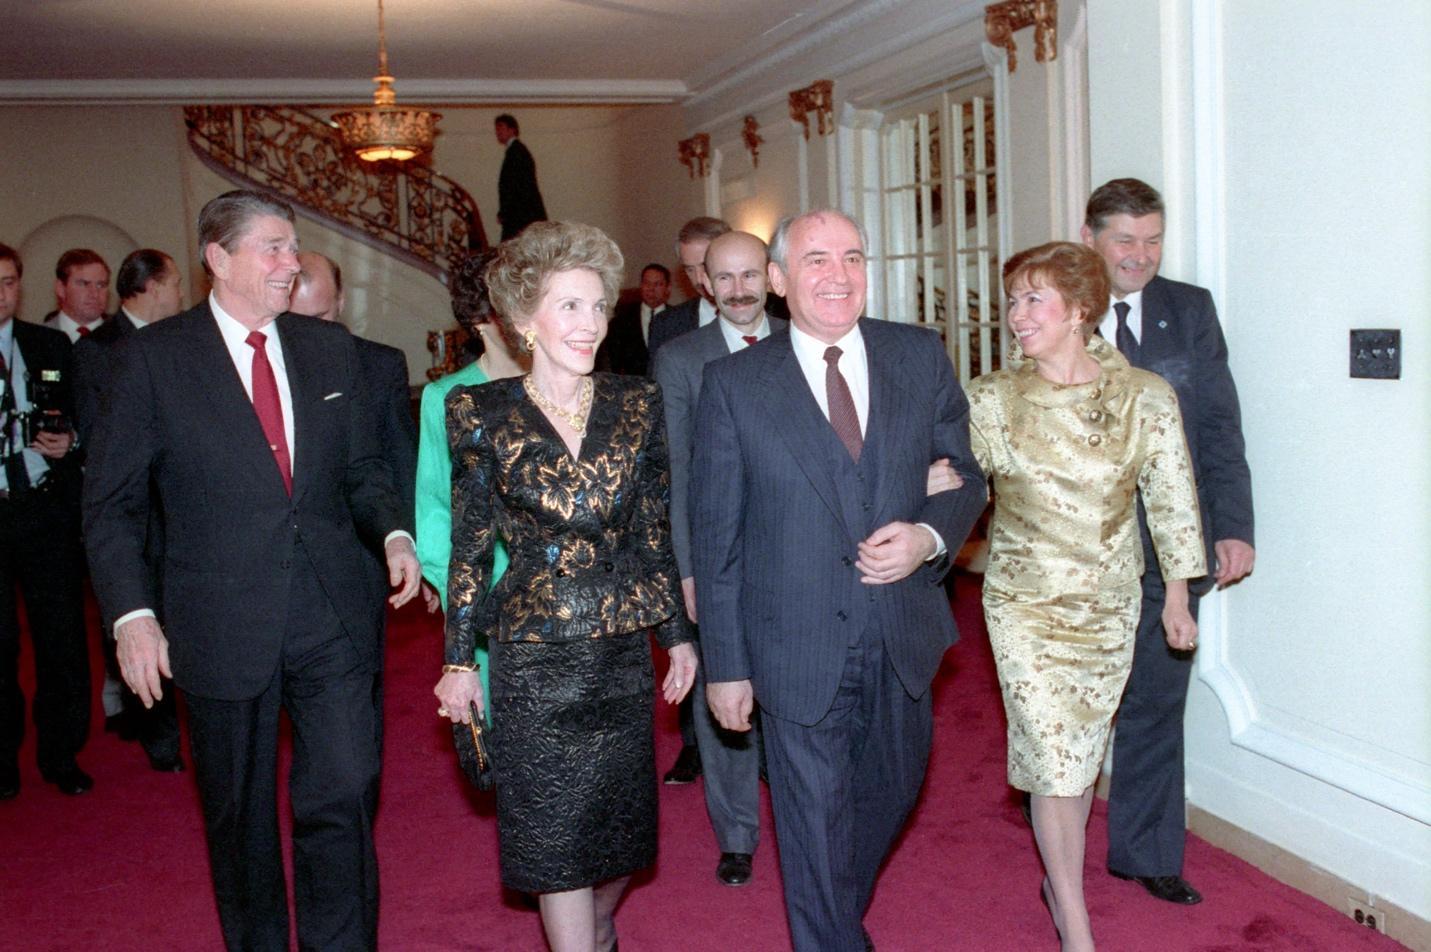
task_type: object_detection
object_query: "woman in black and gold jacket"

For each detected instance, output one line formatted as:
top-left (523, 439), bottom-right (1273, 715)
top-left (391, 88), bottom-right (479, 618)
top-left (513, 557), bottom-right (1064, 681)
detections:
top-left (435, 221), bottom-right (696, 952)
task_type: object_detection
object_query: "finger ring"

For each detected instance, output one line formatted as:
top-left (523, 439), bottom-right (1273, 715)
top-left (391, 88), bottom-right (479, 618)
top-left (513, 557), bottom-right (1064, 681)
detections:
top-left (674, 681), bottom-right (683, 689)
top-left (437, 707), bottom-right (450, 717)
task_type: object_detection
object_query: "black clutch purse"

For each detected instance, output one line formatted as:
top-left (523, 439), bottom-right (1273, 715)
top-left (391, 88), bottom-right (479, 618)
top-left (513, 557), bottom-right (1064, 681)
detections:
top-left (452, 702), bottom-right (494, 790)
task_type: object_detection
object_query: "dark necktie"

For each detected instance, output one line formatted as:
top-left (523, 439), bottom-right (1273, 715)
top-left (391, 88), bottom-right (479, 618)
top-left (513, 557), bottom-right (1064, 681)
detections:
top-left (741, 335), bottom-right (758, 347)
top-left (1113, 301), bottom-right (1139, 362)
top-left (823, 346), bottom-right (863, 463)
top-left (245, 331), bottom-right (292, 495)
top-left (77, 324), bottom-right (91, 338)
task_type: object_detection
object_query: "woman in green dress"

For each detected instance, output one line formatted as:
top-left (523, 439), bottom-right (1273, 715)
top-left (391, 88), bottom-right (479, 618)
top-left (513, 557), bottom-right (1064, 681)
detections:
top-left (415, 249), bottom-right (529, 700)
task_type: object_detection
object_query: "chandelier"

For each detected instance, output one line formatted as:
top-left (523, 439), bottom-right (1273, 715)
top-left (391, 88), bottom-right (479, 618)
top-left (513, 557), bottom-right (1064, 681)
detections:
top-left (333, 0), bottom-right (440, 162)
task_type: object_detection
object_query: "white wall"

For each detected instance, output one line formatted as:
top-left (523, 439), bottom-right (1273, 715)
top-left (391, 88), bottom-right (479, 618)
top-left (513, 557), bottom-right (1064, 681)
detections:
top-left (1088, 0), bottom-right (1431, 921)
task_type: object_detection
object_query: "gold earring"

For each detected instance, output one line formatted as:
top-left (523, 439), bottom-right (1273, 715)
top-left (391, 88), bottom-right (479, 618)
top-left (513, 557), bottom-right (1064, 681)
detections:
top-left (524, 329), bottom-right (537, 352)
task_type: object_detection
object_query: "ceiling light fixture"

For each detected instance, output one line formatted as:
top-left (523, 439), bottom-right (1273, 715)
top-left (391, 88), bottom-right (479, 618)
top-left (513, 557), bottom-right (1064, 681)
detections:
top-left (333, 0), bottom-right (440, 162)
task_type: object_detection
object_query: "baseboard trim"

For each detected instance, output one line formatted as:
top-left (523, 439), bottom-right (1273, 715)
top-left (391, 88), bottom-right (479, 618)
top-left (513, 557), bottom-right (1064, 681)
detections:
top-left (1187, 805), bottom-right (1429, 952)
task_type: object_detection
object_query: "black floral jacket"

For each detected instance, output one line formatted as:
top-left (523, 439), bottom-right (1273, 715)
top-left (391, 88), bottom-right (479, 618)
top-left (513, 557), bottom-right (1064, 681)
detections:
top-left (444, 373), bottom-right (692, 662)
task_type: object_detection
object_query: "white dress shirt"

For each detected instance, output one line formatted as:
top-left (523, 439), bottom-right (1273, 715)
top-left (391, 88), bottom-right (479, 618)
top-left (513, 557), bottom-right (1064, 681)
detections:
top-left (640, 303), bottom-right (664, 345)
top-left (697, 297), bottom-right (718, 328)
top-left (0, 319), bottom-right (51, 489)
top-left (717, 314), bottom-right (771, 353)
top-left (47, 311), bottom-right (104, 343)
top-left (1097, 289), bottom-right (1145, 343)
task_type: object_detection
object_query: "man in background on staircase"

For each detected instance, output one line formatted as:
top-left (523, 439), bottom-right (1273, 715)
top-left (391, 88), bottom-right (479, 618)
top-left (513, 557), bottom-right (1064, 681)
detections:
top-left (73, 248), bottom-right (186, 773)
top-left (494, 113), bottom-right (548, 241)
top-left (44, 249), bottom-right (110, 341)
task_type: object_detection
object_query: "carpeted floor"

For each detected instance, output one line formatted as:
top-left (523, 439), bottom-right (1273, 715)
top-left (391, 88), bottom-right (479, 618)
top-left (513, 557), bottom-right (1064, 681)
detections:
top-left (0, 576), bottom-right (1407, 951)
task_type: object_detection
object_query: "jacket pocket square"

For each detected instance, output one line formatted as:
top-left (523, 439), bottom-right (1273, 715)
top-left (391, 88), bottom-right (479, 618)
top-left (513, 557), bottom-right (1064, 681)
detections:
top-left (323, 391), bottom-right (344, 401)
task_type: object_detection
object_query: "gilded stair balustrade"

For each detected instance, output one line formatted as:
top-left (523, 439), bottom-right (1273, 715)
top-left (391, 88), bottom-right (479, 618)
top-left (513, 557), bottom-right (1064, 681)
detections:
top-left (184, 105), bottom-right (487, 280)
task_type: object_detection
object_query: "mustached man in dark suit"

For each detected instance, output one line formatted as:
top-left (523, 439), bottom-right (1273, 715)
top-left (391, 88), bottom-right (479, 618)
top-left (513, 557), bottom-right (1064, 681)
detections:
top-left (494, 113), bottom-right (548, 241)
top-left (84, 191), bottom-right (421, 950)
top-left (0, 242), bottom-right (92, 800)
top-left (73, 248), bottom-right (186, 773)
top-left (692, 210), bottom-right (986, 951)
top-left (1081, 178), bottom-right (1254, 907)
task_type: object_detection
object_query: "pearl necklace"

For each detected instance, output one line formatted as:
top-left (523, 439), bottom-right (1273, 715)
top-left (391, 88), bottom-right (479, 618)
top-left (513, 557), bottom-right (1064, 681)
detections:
top-left (523, 375), bottom-right (593, 437)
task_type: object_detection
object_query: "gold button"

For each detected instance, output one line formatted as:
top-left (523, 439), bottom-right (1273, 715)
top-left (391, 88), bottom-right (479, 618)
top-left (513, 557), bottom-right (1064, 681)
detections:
top-left (1088, 410), bottom-right (1103, 422)
top-left (1088, 434), bottom-right (1102, 446)
top-left (1090, 388), bottom-right (1102, 399)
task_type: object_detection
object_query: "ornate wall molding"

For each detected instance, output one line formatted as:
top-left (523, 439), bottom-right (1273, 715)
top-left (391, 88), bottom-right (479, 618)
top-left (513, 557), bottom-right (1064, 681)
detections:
top-left (678, 133), bottom-right (712, 178)
top-left (789, 80), bottom-right (835, 140)
top-left (984, 0), bottom-right (1058, 72)
top-left (741, 116), bottom-right (764, 167)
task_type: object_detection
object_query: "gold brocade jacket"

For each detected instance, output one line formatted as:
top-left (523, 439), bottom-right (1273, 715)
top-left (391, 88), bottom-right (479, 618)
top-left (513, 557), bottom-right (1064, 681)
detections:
top-left (967, 335), bottom-right (1206, 595)
top-left (444, 374), bottom-right (692, 664)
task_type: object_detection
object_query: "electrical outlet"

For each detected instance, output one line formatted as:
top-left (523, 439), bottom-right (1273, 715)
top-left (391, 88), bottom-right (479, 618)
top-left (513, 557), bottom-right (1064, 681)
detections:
top-left (1348, 899), bottom-right (1388, 934)
top-left (1349, 329), bottom-right (1400, 379)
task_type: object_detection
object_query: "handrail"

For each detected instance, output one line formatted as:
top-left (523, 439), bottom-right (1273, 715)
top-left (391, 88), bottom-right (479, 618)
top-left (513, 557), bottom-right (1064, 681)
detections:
top-left (184, 104), bottom-right (486, 280)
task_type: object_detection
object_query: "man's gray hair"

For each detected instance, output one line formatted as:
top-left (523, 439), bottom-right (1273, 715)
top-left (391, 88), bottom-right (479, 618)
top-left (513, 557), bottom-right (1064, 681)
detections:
top-left (768, 209), bottom-right (869, 271)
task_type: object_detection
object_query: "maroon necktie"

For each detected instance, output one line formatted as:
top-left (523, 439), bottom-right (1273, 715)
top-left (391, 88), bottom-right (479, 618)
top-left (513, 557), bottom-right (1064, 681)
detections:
top-left (76, 325), bottom-right (91, 338)
top-left (741, 335), bottom-right (758, 347)
top-left (245, 331), bottom-right (292, 495)
top-left (823, 345), bottom-right (862, 463)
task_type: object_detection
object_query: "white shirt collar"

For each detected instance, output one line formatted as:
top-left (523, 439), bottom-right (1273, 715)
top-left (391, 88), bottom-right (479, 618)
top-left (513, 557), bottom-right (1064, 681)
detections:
top-left (788, 321), bottom-right (868, 434)
top-left (120, 306), bottom-right (148, 330)
top-left (718, 314), bottom-right (770, 353)
top-left (697, 297), bottom-right (718, 327)
top-left (1098, 289), bottom-right (1145, 343)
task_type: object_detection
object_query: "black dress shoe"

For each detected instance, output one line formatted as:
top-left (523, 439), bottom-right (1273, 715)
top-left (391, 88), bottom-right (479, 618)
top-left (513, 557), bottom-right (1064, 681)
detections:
top-left (40, 764), bottom-right (94, 796)
top-left (0, 764), bottom-right (18, 800)
top-left (662, 744), bottom-right (702, 784)
top-left (715, 851), bottom-right (752, 886)
top-left (1110, 870), bottom-right (1203, 905)
top-left (147, 753), bottom-right (185, 773)
top-left (105, 711), bottom-right (140, 742)
top-left (862, 927), bottom-right (875, 952)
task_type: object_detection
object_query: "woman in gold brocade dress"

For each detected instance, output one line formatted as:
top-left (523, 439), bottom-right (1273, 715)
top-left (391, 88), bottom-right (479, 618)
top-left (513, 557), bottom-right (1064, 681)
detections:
top-left (434, 222), bottom-right (697, 952)
top-left (967, 242), bottom-right (1205, 952)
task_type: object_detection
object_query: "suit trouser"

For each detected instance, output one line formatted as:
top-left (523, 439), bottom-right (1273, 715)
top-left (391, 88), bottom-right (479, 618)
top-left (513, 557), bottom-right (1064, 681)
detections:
top-left (0, 487), bottom-right (90, 773)
top-left (762, 633), bottom-right (932, 952)
top-left (184, 549), bottom-right (382, 952)
top-left (691, 655), bottom-right (762, 855)
top-left (1106, 574), bottom-right (1202, 877)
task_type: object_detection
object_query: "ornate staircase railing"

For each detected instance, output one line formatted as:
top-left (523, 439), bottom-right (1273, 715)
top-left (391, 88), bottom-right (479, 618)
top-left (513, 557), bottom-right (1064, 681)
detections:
top-left (184, 105), bottom-right (486, 280)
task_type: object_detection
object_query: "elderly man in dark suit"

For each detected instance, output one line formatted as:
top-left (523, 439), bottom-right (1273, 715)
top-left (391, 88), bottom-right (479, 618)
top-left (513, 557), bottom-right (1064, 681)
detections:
top-left (73, 247), bottom-right (185, 773)
top-left (84, 190), bottom-right (421, 951)
top-left (494, 113), bottom-right (548, 241)
top-left (0, 242), bottom-right (92, 799)
top-left (692, 210), bottom-right (985, 951)
top-left (1081, 178), bottom-right (1255, 906)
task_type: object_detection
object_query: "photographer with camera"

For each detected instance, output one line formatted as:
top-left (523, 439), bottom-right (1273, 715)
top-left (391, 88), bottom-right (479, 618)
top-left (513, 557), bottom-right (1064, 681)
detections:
top-left (0, 241), bottom-right (92, 800)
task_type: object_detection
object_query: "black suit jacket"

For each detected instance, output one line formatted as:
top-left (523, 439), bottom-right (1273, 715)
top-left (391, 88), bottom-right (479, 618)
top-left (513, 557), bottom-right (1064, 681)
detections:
top-left (83, 303), bottom-right (407, 700)
top-left (647, 298), bottom-right (700, 358)
top-left (691, 319), bottom-right (986, 725)
top-left (597, 300), bottom-right (664, 376)
top-left (497, 138), bottom-right (548, 241)
top-left (4, 319), bottom-right (82, 501)
top-left (354, 336), bottom-right (416, 530)
top-left (1133, 276), bottom-right (1254, 594)
top-left (72, 311), bottom-right (138, 446)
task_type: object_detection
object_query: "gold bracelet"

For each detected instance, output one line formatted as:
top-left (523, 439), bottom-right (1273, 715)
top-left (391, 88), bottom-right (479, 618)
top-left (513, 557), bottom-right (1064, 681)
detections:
top-left (442, 663), bottom-right (479, 674)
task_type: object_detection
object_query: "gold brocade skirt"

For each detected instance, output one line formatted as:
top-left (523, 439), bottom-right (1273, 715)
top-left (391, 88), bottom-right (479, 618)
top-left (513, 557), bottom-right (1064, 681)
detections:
top-left (983, 580), bottom-right (1141, 797)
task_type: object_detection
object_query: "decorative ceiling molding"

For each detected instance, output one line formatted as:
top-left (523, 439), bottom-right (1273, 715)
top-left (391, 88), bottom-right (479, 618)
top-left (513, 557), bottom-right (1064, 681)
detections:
top-left (741, 116), bottom-right (764, 167)
top-left (984, 0), bottom-right (1058, 73)
top-left (0, 78), bottom-right (690, 106)
top-left (788, 80), bottom-right (834, 140)
top-left (678, 133), bottom-right (711, 178)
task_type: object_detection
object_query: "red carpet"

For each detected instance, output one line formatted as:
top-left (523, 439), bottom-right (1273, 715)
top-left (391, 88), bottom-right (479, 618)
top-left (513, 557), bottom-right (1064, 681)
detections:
top-left (0, 577), bottom-right (1407, 951)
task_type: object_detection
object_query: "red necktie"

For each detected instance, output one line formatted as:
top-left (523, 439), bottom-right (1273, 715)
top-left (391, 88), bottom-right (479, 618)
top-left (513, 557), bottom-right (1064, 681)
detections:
top-left (742, 335), bottom-right (758, 347)
top-left (76, 325), bottom-right (91, 338)
top-left (823, 345), bottom-right (863, 463)
top-left (245, 331), bottom-right (292, 495)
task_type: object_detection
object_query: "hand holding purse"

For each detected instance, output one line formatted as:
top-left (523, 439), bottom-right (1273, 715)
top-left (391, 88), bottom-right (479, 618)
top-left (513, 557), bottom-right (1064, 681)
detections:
top-left (452, 702), bottom-right (494, 790)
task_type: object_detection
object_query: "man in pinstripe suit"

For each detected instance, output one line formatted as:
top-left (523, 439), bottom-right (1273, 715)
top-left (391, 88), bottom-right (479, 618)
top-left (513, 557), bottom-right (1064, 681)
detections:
top-left (692, 210), bottom-right (985, 951)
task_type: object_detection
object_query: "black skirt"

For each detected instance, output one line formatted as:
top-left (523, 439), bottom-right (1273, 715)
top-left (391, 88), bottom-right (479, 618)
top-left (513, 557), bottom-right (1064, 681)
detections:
top-left (489, 631), bottom-right (657, 893)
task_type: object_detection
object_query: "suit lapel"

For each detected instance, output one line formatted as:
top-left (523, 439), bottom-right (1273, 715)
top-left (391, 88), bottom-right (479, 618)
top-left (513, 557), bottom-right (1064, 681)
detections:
top-left (762, 336), bottom-right (860, 545)
top-left (1136, 278), bottom-right (1174, 367)
top-left (860, 320), bottom-right (902, 518)
top-left (275, 315), bottom-right (315, 499)
top-left (187, 305), bottom-right (292, 498)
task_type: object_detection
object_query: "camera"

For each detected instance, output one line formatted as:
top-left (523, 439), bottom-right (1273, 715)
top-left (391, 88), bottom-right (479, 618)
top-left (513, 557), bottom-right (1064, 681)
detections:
top-left (17, 369), bottom-right (71, 444)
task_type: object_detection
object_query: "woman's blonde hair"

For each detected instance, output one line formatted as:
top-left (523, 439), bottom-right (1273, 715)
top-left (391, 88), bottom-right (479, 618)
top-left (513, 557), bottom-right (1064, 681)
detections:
top-left (485, 222), bottom-right (624, 337)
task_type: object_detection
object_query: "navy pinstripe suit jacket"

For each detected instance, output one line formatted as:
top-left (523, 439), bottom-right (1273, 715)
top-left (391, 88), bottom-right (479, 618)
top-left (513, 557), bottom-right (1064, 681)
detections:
top-left (691, 318), bottom-right (986, 726)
